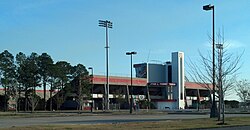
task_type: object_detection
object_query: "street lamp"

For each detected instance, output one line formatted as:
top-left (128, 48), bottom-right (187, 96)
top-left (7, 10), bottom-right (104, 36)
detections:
top-left (203, 4), bottom-right (217, 118)
top-left (126, 51), bottom-right (137, 114)
top-left (99, 20), bottom-right (113, 110)
top-left (88, 67), bottom-right (94, 113)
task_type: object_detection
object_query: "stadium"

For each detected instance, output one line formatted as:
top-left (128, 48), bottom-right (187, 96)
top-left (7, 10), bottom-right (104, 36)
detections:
top-left (0, 51), bottom-right (212, 111)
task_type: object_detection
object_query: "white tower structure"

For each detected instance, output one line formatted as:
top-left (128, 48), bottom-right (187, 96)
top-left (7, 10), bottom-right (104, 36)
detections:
top-left (172, 52), bottom-right (185, 109)
top-left (134, 51), bottom-right (185, 109)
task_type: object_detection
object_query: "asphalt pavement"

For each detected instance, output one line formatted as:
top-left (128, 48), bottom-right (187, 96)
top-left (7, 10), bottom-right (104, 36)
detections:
top-left (0, 113), bottom-right (208, 128)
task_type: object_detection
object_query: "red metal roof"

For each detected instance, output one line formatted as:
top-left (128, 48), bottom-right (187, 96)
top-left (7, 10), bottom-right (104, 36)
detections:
top-left (185, 82), bottom-right (213, 90)
top-left (93, 75), bottom-right (212, 90)
top-left (0, 76), bottom-right (212, 92)
top-left (93, 75), bottom-right (147, 86)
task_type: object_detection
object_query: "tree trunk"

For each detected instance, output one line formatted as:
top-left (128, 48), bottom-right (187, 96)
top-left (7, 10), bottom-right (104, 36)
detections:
top-left (43, 81), bottom-right (46, 111)
top-left (197, 89), bottom-right (200, 111)
top-left (18, 84), bottom-right (21, 112)
top-left (50, 82), bottom-right (53, 111)
top-left (126, 85), bottom-right (130, 109)
top-left (218, 93), bottom-right (221, 121)
top-left (4, 86), bottom-right (7, 112)
top-left (31, 87), bottom-right (35, 113)
top-left (25, 87), bottom-right (28, 112)
top-left (78, 78), bottom-right (82, 113)
top-left (56, 88), bottom-right (59, 110)
top-left (222, 96), bottom-right (225, 124)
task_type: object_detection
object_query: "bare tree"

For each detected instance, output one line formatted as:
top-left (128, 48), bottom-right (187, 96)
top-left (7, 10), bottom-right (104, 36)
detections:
top-left (235, 79), bottom-right (250, 110)
top-left (113, 87), bottom-right (126, 111)
top-left (187, 31), bottom-right (243, 120)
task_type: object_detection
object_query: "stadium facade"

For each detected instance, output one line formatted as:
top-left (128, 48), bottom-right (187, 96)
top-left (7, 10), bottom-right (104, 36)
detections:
top-left (134, 52), bottom-right (185, 109)
top-left (0, 52), bottom-right (211, 110)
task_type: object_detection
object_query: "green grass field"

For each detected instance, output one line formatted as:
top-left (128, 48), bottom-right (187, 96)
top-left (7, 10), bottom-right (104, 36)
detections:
top-left (1, 117), bottom-right (250, 130)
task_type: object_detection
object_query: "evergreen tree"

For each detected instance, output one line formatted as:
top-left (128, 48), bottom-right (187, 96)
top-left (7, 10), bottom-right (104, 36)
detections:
top-left (0, 50), bottom-right (17, 111)
top-left (54, 61), bottom-right (72, 109)
top-left (38, 53), bottom-right (53, 110)
top-left (71, 64), bottom-right (90, 111)
top-left (17, 52), bottom-right (41, 112)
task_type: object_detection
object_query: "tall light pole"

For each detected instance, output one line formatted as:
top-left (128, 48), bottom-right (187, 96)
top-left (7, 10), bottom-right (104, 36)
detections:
top-left (99, 20), bottom-right (112, 110)
top-left (126, 51), bottom-right (137, 114)
top-left (88, 67), bottom-right (94, 113)
top-left (203, 4), bottom-right (217, 118)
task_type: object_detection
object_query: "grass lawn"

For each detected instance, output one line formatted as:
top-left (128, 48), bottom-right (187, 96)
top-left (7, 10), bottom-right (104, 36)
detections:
top-left (1, 117), bottom-right (250, 130)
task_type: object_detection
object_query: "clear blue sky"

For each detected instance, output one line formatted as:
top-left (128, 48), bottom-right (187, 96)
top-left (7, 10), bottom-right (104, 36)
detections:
top-left (0, 0), bottom-right (248, 81)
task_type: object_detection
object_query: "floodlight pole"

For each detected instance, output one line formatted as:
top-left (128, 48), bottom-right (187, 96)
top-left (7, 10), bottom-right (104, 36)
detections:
top-left (99, 20), bottom-right (112, 111)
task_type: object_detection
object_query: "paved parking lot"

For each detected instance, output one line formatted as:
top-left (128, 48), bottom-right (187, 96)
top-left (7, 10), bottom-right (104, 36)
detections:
top-left (1, 112), bottom-right (250, 128)
top-left (0, 113), bottom-right (208, 128)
